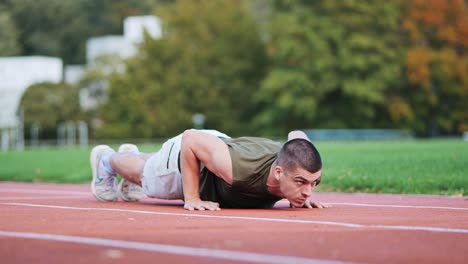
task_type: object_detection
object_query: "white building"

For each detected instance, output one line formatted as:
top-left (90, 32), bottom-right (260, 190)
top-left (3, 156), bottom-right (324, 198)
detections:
top-left (86, 35), bottom-right (135, 66)
top-left (80, 15), bottom-right (162, 110)
top-left (0, 56), bottom-right (63, 150)
top-left (124, 15), bottom-right (162, 43)
top-left (64, 65), bottom-right (86, 85)
top-left (86, 16), bottom-right (162, 66)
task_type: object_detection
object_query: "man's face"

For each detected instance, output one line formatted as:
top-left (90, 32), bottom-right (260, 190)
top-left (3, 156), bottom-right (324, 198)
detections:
top-left (277, 166), bottom-right (322, 208)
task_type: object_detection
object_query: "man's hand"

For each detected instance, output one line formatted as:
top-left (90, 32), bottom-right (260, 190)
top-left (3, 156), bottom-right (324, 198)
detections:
top-left (304, 199), bottom-right (329, 209)
top-left (184, 198), bottom-right (220, 211)
top-left (290, 198), bottom-right (330, 209)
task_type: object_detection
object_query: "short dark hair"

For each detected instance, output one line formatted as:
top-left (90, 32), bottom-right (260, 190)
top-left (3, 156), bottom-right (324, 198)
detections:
top-left (276, 139), bottom-right (322, 173)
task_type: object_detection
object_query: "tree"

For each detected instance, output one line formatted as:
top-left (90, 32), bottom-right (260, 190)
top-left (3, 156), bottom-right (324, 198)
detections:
top-left (76, 54), bottom-right (126, 138)
top-left (5, 0), bottom-right (158, 64)
top-left (97, 1), bottom-right (268, 138)
top-left (0, 3), bottom-right (20, 56)
top-left (402, 0), bottom-right (468, 136)
top-left (5, 0), bottom-right (88, 64)
top-left (19, 82), bottom-right (81, 139)
top-left (256, 1), bottom-right (403, 135)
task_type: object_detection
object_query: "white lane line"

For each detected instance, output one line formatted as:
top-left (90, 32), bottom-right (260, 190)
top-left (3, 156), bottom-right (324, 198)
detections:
top-left (0, 189), bottom-right (89, 195)
top-left (0, 230), bottom-right (348, 264)
top-left (327, 202), bottom-right (468, 211)
top-left (1, 202), bottom-right (468, 234)
top-left (0, 196), bottom-right (85, 200)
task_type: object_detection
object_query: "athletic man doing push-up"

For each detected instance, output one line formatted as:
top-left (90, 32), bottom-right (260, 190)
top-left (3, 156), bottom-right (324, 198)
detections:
top-left (90, 129), bottom-right (326, 210)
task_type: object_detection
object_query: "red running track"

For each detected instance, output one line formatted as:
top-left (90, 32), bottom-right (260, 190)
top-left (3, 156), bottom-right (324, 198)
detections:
top-left (0, 182), bottom-right (467, 263)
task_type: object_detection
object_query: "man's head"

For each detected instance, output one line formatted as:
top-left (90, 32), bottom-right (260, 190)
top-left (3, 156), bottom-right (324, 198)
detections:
top-left (274, 139), bottom-right (322, 207)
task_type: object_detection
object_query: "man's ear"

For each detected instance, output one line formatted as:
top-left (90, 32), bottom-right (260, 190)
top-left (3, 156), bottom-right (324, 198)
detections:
top-left (274, 166), bottom-right (282, 181)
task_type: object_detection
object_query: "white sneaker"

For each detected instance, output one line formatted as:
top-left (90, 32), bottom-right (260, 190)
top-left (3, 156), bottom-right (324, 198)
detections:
top-left (90, 145), bottom-right (118, 202)
top-left (117, 144), bottom-right (146, 202)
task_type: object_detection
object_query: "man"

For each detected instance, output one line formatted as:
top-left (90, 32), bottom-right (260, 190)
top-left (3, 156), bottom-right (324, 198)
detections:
top-left (90, 129), bottom-right (326, 210)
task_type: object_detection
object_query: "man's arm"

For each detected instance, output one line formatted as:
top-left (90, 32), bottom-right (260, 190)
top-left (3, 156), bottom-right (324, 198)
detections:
top-left (288, 130), bottom-right (310, 141)
top-left (180, 130), bottom-right (233, 211)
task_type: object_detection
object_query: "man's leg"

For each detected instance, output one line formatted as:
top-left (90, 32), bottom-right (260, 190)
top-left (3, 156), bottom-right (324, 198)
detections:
top-left (109, 151), bottom-right (154, 186)
top-left (90, 144), bottom-right (154, 202)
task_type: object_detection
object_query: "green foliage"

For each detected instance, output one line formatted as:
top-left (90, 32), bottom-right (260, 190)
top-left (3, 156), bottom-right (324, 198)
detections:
top-left (257, 0), bottom-right (403, 135)
top-left (3, 0), bottom-right (157, 64)
top-left (401, 0), bottom-right (468, 136)
top-left (5, 0), bottom-right (88, 64)
top-left (97, 1), bottom-right (268, 138)
top-left (76, 54), bottom-right (128, 138)
top-left (0, 2), bottom-right (20, 56)
top-left (1, 0), bottom-right (465, 138)
top-left (19, 82), bottom-right (81, 139)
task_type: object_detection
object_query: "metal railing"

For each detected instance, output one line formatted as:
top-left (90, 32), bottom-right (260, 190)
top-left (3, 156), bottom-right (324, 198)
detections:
top-left (303, 129), bottom-right (414, 141)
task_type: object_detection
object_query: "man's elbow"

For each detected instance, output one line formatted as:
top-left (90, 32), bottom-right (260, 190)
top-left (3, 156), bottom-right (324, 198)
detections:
top-left (181, 129), bottom-right (196, 146)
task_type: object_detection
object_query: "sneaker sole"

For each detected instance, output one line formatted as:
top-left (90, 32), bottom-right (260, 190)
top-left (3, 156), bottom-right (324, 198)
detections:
top-left (90, 145), bottom-right (117, 202)
top-left (117, 144), bottom-right (143, 202)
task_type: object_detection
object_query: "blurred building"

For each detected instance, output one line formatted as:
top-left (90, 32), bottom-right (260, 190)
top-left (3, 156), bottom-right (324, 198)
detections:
top-left (124, 16), bottom-right (162, 43)
top-left (86, 35), bottom-right (135, 66)
top-left (64, 65), bottom-right (86, 85)
top-left (0, 56), bottom-right (63, 150)
top-left (86, 16), bottom-right (162, 66)
top-left (79, 16), bottom-right (162, 110)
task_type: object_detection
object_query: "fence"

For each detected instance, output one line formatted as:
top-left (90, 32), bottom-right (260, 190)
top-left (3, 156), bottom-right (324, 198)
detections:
top-left (303, 129), bottom-right (414, 141)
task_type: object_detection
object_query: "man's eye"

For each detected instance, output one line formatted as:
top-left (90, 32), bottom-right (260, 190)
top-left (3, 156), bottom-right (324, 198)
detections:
top-left (312, 179), bottom-right (321, 187)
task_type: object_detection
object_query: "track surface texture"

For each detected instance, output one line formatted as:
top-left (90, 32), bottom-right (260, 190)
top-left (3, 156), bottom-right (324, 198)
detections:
top-left (1, 182), bottom-right (467, 263)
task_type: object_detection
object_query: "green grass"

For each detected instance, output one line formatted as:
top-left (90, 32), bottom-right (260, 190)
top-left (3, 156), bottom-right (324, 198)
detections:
top-left (0, 140), bottom-right (466, 196)
top-left (315, 139), bottom-right (467, 196)
top-left (0, 144), bottom-right (161, 184)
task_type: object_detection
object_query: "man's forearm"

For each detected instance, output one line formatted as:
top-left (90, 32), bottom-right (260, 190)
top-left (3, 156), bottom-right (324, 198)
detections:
top-left (177, 130), bottom-right (225, 211)
top-left (180, 134), bottom-right (201, 201)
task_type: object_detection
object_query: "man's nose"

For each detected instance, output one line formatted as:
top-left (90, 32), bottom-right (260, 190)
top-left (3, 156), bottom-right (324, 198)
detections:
top-left (302, 184), bottom-right (312, 197)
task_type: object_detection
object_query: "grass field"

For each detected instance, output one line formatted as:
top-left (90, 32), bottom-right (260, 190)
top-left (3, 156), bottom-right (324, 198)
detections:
top-left (0, 140), bottom-right (466, 196)
top-left (316, 140), bottom-right (467, 196)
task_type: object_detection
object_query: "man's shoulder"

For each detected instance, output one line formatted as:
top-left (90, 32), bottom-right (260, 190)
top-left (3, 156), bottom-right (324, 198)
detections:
top-left (223, 136), bottom-right (280, 144)
top-left (222, 137), bottom-right (281, 152)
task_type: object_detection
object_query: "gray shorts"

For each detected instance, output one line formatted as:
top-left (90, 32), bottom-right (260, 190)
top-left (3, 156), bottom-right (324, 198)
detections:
top-left (141, 129), bottom-right (230, 200)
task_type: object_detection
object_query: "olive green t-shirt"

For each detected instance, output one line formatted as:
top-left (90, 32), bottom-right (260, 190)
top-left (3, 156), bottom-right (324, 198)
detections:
top-left (198, 137), bottom-right (282, 208)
